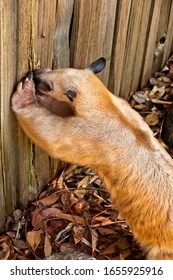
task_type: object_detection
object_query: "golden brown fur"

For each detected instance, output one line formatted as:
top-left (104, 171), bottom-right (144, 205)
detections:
top-left (11, 64), bottom-right (173, 260)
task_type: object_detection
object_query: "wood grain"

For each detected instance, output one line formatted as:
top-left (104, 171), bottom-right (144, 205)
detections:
top-left (70, 0), bottom-right (117, 85)
top-left (118, 0), bottom-right (144, 99)
top-left (162, 1), bottom-right (173, 65)
top-left (141, 0), bottom-right (163, 87)
top-left (108, 0), bottom-right (132, 96)
top-left (53, 0), bottom-right (74, 68)
top-left (0, 0), bottom-right (18, 229)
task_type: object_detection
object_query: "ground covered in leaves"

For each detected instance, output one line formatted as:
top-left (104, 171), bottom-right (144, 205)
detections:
top-left (1, 55), bottom-right (173, 260)
top-left (0, 165), bottom-right (145, 260)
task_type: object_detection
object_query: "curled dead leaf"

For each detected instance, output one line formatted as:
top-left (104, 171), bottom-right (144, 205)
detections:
top-left (44, 234), bottom-right (52, 258)
top-left (97, 227), bottom-right (116, 235)
top-left (145, 112), bottom-right (159, 126)
top-left (74, 200), bottom-right (87, 213)
top-left (33, 194), bottom-right (58, 207)
top-left (73, 225), bottom-right (85, 244)
top-left (132, 91), bottom-right (147, 104)
top-left (41, 207), bottom-right (86, 225)
top-left (61, 192), bottom-right (71, 207)
top-left (133, 104), bottom-right (148, 110)
top-left (74, 188), bottom-right (86, 198)
top-left (13, 209), bottom-right (22, 221)
top-left (151, 99), bottom-right (172, 105)
top-left (91, 229), bottom-right (98, 252)
top-left (169, 62), bottom-right (173, 73)
top-left (160, 75), bottom-right (171, 83)
top-left (100, 242), bottom-right (117, 255)
top-left (13, 239), bottom-right (28, 250)
top-left (117, 237), bottom-right (130, 250)
top-left (0, 241), bottom-right (11, 260)
top-left (77, 175), bottom-right (90, 188)
top-left (26, 231), bottom-right (41, 252)
top-left (148, 85), bottom-right (165, 99)
top-left (31, 208), bottom-right (43, 227)
top-left (149, 78), bottom-right (168, 87)
top-left (55, 223), bottom-right (74, 242)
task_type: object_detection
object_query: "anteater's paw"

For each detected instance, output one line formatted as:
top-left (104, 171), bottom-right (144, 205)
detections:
top-left (11, 78), bottom-right (36, 111)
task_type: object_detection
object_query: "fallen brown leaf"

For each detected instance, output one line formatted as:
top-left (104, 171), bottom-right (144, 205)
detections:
top-left (41, 207), bottom-right (86, 225)
top-left (26, 231), bottom-right (41, 252)
top-left (73, 226), bottom-right (85, 244)
top-left (132, 91), bottom-right (147, 104)
top-left (91, 229), bottom-right (98, 252)
top-left (74, 200), bottom-right (87, 213)
top-left (117, 237), bottom-right (130, 250)
top-left (33, 194), bottom-right (58, 207)
top-left (31, 208), bottom-right (43, 227)
top-left (13, 239), bottom-right (28, 250)
top-left (145, 112), bottom-right (159, 126)
top-left (148, 85), bottom-right (165, 99)
top-left (97, 227), bottom-right (116, 235)
top-left (0, 242), bottom-right (11, 260)
top-left (100, 242), bottom-right (117, 255)
top-left (44, 234), bottom-right (52, 258)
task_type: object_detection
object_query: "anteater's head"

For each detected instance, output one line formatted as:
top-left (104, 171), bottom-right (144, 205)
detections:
top-left (32, 58), bottom-right (109, 117)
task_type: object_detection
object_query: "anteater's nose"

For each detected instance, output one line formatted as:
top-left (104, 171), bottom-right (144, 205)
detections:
top-left (26, 68), bottom-right (51, 83)
top-left (26, 69), bottom-right (52, 93)
top-left (31, 68), bottom-right (51, 82)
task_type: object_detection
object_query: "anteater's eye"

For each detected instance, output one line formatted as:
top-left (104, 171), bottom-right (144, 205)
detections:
top-left (64, 89), bottom-right (77, 102)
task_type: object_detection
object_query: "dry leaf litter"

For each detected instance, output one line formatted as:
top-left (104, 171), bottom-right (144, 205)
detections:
top-left (1, 55), bottom-right (173, 260)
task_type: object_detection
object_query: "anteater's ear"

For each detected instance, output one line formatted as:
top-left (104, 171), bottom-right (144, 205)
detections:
top-left (85, 57), bottom-right (106, 74)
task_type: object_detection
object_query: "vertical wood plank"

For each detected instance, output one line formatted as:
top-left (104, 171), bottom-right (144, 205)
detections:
top-left (131, 0), bottom-right (153, 92)
top-left (70, 0), bottom-right (117, 85)
top-left (141, 0), bottom-right (163, 87)
top-left (0, 0), bottom-right (18, 229)
top-left (0, 0), bottom-right (61, 230)
top-left (37, 0), bottom-right (57, 68)
top-left (0, 152), bottom-right (5, 229)
top-left (16, 0), bottom-right (59, 208)
top-left (152, 0), bottom-right (172, 72)
top-left (116, 0), bottom-right (144, 99)
top-left (53, 0), bottom-right (74, 68)
top-left (162, 1), bottom-right (173, 64)
top-left (108, 0), bottom-right (132, 95)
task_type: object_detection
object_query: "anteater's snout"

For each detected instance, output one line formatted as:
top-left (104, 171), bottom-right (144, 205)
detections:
top-left (27, 68), bottom-right (52, 93)
top-left (31, 68), bottom-right (51, 82)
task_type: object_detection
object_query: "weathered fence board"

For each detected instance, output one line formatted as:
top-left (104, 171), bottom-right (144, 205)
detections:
top-left (70, 0), bottom-right (117, 85)
top-left (141, 0), bottom-right (163, 87)
top-left (108, 0), bottom-right (132, 95)
top-left (53, 0), bottom-right (74, 68)
top-left (162, 0), bottom-right (173, 64)
top-left (1, 0), bottom-right (18, 229)
top-left (120, 0), bottom-right (146, 99)
top-left (0, 0), bottom-right (61, 230)
top-left (16, 0), bottom-right (59, 208)
top-left (131, 0), bottom-right (153, 92)
top-left (0, 0), bottom-right (173, 230)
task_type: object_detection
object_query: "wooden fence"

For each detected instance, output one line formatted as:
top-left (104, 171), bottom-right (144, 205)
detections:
top-left (0, 0), bottom-right (173, 230)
